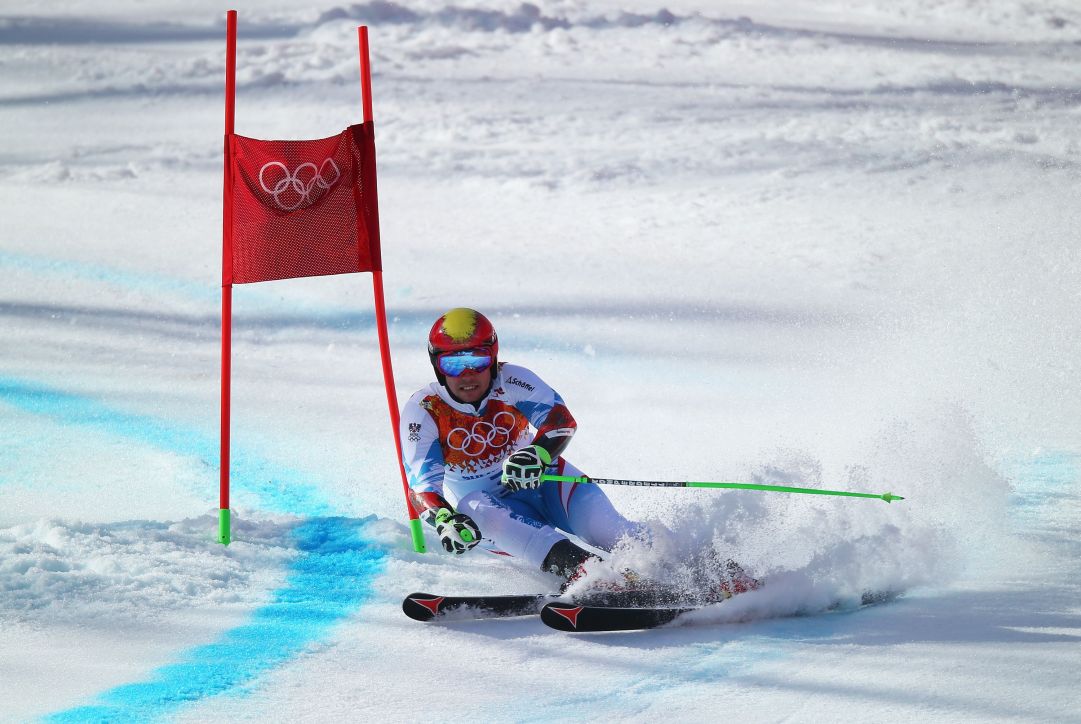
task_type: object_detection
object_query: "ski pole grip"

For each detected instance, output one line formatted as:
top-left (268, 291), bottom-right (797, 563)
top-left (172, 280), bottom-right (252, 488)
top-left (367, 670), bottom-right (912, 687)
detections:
top-left (541, 474), bottom-right (589, 484)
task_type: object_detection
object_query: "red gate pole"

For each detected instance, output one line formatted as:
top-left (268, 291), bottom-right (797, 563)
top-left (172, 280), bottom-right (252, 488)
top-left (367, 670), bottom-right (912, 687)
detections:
top-left (358, 26), bottom-right (425, 553)
top-left (219, 9), bottom-right (237, 545)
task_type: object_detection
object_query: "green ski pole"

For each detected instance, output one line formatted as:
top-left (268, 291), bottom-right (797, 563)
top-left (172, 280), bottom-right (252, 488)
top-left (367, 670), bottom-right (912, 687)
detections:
top-left (541, 474), bottom-right (904, 503)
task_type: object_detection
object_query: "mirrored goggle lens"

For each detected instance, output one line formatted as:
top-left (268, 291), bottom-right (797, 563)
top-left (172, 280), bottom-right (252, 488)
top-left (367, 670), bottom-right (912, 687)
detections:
top-left (437, 349), bottom-right (493, 377)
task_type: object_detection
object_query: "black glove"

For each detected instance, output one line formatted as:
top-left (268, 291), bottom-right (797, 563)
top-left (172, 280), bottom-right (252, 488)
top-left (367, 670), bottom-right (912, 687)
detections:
top-left (500, 444), bottom-right (552, 492)
top-left (434, 508), bottom-right (481, 555)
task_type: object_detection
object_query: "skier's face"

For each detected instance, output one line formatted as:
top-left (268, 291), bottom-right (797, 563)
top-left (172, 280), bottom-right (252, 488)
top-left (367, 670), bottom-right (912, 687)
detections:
top-left (445, 365), bottom-right (492, 404)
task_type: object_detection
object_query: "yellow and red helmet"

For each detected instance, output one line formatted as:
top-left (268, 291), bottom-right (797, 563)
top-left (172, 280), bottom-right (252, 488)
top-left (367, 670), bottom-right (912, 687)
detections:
top-left (428, 308), bottom-right (499, 379)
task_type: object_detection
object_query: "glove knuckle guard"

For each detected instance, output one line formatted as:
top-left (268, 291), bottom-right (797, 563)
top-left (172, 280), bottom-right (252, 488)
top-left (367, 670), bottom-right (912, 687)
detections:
top-left (436, 513), bottom-right (480, 555)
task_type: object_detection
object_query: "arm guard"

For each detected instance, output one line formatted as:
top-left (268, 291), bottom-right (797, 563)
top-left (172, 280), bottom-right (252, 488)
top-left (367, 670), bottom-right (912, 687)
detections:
top-left (531, 403), bottom-right (577, 462)
top-left (410, 490), bottom-right (454, 526)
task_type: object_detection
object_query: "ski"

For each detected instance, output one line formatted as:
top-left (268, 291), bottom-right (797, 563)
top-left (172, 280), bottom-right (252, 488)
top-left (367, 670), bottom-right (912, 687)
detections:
top-left (538, 586), bottom-right (710, 632)
top-left (402, 592), bottom-right (552, 622)
top-left (541, 589), bottom-right (902, 633)
top-left (401, 587), bottom-right (684, 623)
top-left (542, 601), bottom-right (696, 632)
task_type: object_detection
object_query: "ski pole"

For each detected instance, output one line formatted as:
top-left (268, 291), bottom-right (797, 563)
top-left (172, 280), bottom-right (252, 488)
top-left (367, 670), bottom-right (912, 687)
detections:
top-left (541, 474), bottom-right (904, 503)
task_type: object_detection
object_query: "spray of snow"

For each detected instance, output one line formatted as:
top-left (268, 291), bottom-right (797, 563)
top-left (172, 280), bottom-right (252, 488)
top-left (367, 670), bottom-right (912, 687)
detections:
top-left (560, 400), bottom-right (1011, 623)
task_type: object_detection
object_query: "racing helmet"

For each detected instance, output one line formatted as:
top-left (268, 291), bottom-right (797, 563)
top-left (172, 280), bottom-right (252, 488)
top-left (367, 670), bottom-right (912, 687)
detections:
top-left (428, 308), bottom-right (499, 384)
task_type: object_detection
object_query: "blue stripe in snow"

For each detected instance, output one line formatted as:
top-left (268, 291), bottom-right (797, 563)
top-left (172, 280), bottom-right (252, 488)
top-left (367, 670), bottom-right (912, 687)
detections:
top-left (1003, 451), bottom-right (1080, 537)
top-left (0, 249), bottom-right (216, 303)
top-left (0, 378), bottom-right (387, 718)
top-left (0, 377), bottom-right (331, 516)
top-left (47, 516), bottom-right (385, 723)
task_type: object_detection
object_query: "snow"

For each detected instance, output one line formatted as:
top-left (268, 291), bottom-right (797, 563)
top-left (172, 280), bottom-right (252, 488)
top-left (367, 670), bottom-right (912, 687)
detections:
top-left (2, 0), bottom-right (1080, 720)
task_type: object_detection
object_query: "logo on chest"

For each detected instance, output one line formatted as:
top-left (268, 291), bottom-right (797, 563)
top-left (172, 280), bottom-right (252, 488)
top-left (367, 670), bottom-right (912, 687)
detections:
top-left (505, 376), bottom-right (535, 392)
top-left (445, 410), bottom-right (519, 457)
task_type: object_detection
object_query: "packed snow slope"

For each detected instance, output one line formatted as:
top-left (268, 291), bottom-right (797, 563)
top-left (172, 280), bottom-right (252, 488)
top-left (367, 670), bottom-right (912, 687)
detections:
top-left (1, 0), bottom-right (1080, 721)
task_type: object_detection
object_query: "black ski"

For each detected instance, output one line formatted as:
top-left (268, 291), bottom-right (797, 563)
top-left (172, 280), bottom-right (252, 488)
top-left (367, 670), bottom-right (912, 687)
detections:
top-left (402, 592), bottom-right (551, 622)
top-left (541, 589), bottom-right (901, 633)
top-left (401, 587), bottom-right (683, 623)
top-left (542, 601), bottom-right (696, 632)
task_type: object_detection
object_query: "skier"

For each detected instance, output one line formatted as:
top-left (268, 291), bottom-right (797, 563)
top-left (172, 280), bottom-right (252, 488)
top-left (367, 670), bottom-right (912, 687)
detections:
top-left (400, 307), bottom-right (645, 584)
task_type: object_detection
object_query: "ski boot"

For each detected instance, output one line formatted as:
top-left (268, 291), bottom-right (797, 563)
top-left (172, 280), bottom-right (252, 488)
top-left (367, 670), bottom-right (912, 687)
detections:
top-left (689, 550), bottom-right (762, 604)
top-left (543, 540), bottom-right (680, 606)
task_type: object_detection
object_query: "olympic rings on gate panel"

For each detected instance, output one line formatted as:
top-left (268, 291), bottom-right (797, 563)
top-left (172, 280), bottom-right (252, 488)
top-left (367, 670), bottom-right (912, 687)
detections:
top-left (446, 411), bottom-right (517, 456)
top-left (258, 158), bottom-right (341, 211)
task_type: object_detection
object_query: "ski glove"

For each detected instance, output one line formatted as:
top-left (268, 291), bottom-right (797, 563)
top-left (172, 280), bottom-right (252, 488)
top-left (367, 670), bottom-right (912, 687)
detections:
top-left (500, 444), bottom-right (552, 492)
top-left (435, 508), bottom-right (481, 555)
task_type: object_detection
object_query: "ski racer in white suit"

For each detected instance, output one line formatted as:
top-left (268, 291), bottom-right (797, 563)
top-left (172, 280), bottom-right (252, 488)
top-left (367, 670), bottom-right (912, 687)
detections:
top-left (400, 307), bottom-right (645, 581)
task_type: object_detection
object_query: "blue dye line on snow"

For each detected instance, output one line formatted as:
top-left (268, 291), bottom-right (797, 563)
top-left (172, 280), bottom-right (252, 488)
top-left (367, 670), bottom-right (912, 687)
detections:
top-left (0, 250), bottom-right (618, 353)
top-left (47, 516), bottom-right (385, 723)
top-left (0, 377), bottom-right (331, 516)
top-left (1003, 451), bottom-right (1080, 512)
top-left (0, 378), bottom-right (387, 719)
top-left (0, 249), bottom-right (216, 304)
top-left (0, 249), bottom-right (373, 321)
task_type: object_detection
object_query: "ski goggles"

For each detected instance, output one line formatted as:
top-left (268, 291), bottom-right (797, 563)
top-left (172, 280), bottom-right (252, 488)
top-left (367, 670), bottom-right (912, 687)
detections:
top-left (436, 347), bottom-right (494, 377)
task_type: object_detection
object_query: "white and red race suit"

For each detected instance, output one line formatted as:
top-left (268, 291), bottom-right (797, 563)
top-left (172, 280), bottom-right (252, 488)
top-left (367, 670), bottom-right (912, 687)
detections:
top-left (400, 362), bottom-right (643, 568)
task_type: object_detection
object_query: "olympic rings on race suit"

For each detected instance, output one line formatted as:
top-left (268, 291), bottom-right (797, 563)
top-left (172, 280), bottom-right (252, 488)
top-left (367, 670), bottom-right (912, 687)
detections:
top-left (445, 411), bottom-right (516, 457)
